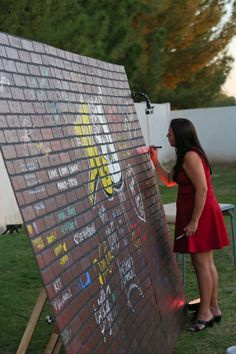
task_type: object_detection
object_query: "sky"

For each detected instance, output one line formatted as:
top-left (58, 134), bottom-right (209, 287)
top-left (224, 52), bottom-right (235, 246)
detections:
top-left (222, 36), bottom-right (236, 98)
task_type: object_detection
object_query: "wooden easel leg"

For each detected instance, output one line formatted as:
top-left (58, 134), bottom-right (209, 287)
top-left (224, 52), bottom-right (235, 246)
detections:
top-left (17, 287), bottom-right (47, 354)
top-left (53, 338), bottom-right (63, 354)
top-left (43, 326), bottom-right (62, 354)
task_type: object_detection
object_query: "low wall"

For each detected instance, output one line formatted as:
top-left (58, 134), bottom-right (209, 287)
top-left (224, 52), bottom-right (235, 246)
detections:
top-left (135, 103), bottom-right (236, 163)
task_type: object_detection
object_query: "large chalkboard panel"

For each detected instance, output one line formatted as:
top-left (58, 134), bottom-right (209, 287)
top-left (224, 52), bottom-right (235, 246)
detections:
top-left (0, 32), bottom-right (186, 353)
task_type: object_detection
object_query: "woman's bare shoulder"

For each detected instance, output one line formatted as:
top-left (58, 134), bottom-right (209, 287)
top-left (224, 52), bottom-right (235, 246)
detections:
top-left (184, 151), bottom-right (202, 164)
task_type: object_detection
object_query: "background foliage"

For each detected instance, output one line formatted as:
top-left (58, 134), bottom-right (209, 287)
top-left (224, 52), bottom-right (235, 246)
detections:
top-left (0, 0), bottom-right (236, 108)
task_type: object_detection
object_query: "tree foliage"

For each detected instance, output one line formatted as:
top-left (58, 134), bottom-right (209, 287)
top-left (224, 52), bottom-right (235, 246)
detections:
top-left (0, 0), bottom-right (235, 108)
top-left (138, 0), bottom-right (236, 107)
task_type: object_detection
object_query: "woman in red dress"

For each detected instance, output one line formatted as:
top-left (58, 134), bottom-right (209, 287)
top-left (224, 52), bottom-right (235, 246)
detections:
top-left (150, 118), bottom-right (229, 332)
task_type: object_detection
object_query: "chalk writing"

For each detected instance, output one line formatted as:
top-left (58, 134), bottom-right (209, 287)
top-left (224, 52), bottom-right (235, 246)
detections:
top-left (124, 113), bottom-right (137, 140)
top-left (46, 231), bottom-right (57, 245)
top-left (57, 206), bottom-right (76, 222)
top-left (0, 74), bottom-right (10, 92)
top-left (54, 241), bottom-right (67, 257)
top-left (117, 256), bottom-right (144, 311)
top-left (61, 326), bottom-right (72, 346)
top-left (126, 165), bottom-right (146, 222)
top-left (48, 168), bottom-right (60, 180)
top-left (28, 186), bottom-right (46, 195)
top-left (105, 221), bottom-right (119, 254)
top-left (58, 166), bottom-right (69, 177)
top-left (53, 277), bottom-right (63, 293)
top-left (32, 237), bottom-right (45, 251)
top-left (93, 285), bottom-right (113, 343)
top-left (57, 177), bottom-right (78, 191)
top-left (19, 160), bottom-right (37, 172)
top-left (36, 142), bottom-right (51, 156)
top-left (73, 223), bottom-right (96, 245)
top-left (61, 219), bottom-right (77, 234)
top-left (93, 241), bottom-right (114, 286)
top-left (24, 173), bottom-right (41, 187)
top-left (33, 201), bottom-right (46, 212)
top-left (59, 254), bottom-right (69, 266)
top-left (53, 288), bottom-right (73, 312)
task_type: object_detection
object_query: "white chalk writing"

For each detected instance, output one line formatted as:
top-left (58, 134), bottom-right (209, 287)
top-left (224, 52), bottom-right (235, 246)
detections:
top-left (93, 285), bottom-right (113, 342)
top-left (73, 223), bottom-right (96, 245)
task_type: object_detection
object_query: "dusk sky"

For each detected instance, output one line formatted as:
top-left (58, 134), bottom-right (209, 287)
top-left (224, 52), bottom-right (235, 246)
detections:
top-left (223, 37), bottom-right (236, 98)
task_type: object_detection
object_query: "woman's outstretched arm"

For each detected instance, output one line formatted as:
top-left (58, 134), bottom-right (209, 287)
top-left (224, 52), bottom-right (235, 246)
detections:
top-left (149, 146), bottom-right (176, 187)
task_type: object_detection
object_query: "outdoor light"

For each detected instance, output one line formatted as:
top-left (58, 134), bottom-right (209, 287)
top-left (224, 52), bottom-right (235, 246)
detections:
top-left (132, 91), bottom-right (154, 114)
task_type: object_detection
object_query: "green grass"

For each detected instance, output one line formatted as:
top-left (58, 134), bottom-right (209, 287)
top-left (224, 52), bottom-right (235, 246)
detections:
top-left (0, 163), bottom-right (235, 353)
top-left (158, 163), bottom-right (236, 354)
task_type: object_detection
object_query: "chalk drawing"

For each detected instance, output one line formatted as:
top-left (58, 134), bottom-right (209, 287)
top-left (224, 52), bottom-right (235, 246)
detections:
top-left (98, 203), bottom-right (109, 225)
top-left (46, 231), bottom-right (57, 245)
top-left (28, 186), bottom-right (46, 195)
top-left (105, 221), bottom-right (119, 254)
top-left (74, 91), bottom-right (123, 205)
top-left (53, 287), bottom-right (73, 312)
top-left (53, 277), bottom-right (63, 293)
top-left (117, 256), bottom-right (144, 312)
top-left (93, 241), bottom-right (114, 286)
top-left (126, 165), bottom-right (146, 223)
top-left (57, 206), bottom-right (76, 222)
top-left (93, 285), bottom-right (113, 343)
top-left (53, 241), bottom-right (67, 257)
top-left (124, 113), bottom-right (137, 140)
top-left (73, 223), bottom-right (96, 245)
top-left (61, 219), bottom-right (77, 234)
top-left (59, 254), bottom-right (69, 266)
top-left (32, 237), bottom-right (45, 251)
top-left (0, 75), bottom-right (10, 92)
top-left (61, 326), bottom-right (72, 346)
top-left (24, 173), bottom-right (41, 187)
top-left (79, 271), bottom-right (92, 290)
top-left (33, 201), bottom-right (46, 213)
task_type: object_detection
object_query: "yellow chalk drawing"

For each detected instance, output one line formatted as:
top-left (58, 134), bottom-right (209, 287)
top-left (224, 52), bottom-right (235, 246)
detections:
top-left (74, 103), bottom-right (113, 205)
top-left (32, 237), bottom-right (45, 251)
top-left (93, 241), bottom-right (114, 286)
top-left (131, 230), bottom-right (142, 249)
top-left (46, 231), bottom-right (57, 245)
top-left (27, 224), bottom-right (33, 235)
top-left (54, 242), bottom-right (67, 257)
top-left (59, 254), bottom-right (69, 265)
top-left (36, 142), bottom-right (51, 156)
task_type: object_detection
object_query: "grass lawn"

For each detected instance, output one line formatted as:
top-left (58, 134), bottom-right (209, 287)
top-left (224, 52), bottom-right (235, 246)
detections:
top-left (0, 163), bottom-right (235, 353)
top-left (158, 163), bottom-right (236, 354)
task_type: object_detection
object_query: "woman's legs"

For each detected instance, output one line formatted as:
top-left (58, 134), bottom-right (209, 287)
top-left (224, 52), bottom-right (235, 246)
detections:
top-left (209, 252), bottom-right (221, 316)
top-left (191, 251), bottom-right (215, 321)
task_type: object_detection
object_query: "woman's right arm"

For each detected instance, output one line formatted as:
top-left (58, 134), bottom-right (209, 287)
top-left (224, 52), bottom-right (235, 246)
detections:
top-left (149, 147), bottom-right (176, 187)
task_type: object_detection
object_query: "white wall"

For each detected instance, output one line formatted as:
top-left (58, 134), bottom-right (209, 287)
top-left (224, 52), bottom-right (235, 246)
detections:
top-left (0, 151), bottom-right (23, 231)
top-left (171, 106), bottom-right (236, 162)
top-left (135, 102), bottom-right (175, 162)
top-left (136, 103), bottom-right (236, 163)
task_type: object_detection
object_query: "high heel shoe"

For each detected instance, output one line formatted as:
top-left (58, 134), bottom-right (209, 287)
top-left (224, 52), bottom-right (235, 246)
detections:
top-left (213, 315), bottom-right (222, 323)
top-left (188, 317), bottom-right (214, 332)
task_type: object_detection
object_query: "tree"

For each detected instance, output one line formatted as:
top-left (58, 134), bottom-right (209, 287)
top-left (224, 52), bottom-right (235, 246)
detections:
top-left (0, 0), bottom-right (144, 86)
top-left (136, 0), bottom-right (236, 108)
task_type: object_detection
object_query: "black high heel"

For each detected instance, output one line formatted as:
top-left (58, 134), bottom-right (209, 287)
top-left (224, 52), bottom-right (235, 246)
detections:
top-left (188, 317), bottom-right (214, 332)
top-left (213, 315), bottom-right (222, 323)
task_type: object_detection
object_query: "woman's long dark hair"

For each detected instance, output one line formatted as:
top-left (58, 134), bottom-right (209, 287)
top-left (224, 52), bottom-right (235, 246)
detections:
top-left (170, 118), bottom-right (212, 181)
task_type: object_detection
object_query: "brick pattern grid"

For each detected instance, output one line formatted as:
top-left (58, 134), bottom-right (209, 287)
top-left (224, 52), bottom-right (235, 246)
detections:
top-left (0, 32), bottom-right (186, 353)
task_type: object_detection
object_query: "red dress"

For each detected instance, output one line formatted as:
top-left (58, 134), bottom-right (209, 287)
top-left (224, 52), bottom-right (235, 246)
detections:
top-left (174, 151), bottom-right (230, 253)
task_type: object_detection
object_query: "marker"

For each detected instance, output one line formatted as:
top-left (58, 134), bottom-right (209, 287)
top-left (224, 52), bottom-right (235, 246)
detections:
top-left (136, 146), bottom-right (162, 154)
top-left (176, 233), bottom-right (186, 240)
